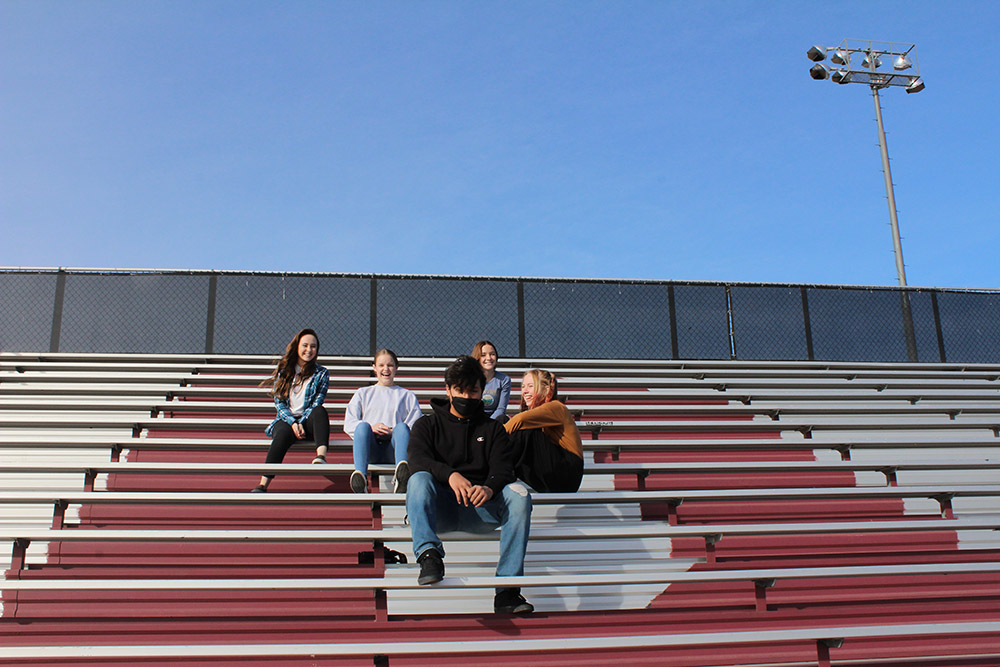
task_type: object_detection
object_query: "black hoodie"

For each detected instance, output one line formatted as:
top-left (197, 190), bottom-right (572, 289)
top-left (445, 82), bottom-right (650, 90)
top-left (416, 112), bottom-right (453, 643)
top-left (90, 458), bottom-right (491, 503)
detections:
top-left (408, 397), bottom-right (515, 496)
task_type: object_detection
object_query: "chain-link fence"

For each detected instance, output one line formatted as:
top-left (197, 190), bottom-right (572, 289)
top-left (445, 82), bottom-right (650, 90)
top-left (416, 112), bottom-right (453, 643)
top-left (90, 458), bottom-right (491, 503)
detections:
top-left (2, 268), bottom-right (998, 362)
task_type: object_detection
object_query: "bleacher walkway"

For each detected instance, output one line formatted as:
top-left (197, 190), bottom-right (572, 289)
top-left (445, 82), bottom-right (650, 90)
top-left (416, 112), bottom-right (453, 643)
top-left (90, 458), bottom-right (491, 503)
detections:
top-left (2, 353), bottom-right (1000, 666)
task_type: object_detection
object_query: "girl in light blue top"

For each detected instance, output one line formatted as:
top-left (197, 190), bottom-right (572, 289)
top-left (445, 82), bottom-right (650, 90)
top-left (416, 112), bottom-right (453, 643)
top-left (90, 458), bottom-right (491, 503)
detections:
top-left (473, 340), bottom-right (510, 423)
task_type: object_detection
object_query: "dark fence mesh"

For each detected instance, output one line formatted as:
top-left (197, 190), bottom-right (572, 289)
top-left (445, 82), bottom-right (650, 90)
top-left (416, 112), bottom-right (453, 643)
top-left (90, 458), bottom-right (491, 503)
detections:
top-left (376, 278), bottom-right (518, 358)
top-left (673, 284), bottom-right (731, 360)
top-left (730, 285), bottom-right (808, 361)
top-left (523, 281), bottom-right (672, 359)
top-left (214, 274), bottom-right (370, 355)
top-left (936, 291), bottom-right (1000, 363)
top-left (807, 287), bottom-right (906, 362)
top-left (906, 291), bottom-right (943, 363)
top-left (58, 273), bottom-right (208, 353)
top-left (806, 287), bottom-right (940, 362)
top-left (0, 272), bottom-right (57, 352)
top-left (3, 270), bottom-right (999, 363)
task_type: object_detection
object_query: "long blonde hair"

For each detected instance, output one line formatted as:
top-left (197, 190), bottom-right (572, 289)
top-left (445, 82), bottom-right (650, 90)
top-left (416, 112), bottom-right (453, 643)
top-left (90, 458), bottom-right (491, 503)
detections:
top-left (520, 369), bottom-right (558, 411)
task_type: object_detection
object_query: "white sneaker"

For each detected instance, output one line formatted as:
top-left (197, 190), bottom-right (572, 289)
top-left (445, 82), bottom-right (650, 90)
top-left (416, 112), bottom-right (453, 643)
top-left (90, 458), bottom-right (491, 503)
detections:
top-left (394, 460), bottom-right (410, 493)
top-left (350, 470), bottom-right (367, 494)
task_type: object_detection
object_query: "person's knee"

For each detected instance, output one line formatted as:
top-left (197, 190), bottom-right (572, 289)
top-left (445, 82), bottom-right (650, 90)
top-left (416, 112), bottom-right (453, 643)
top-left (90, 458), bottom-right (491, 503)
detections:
top-left (406, 471), bottom-right (436, 512)
top-left (407, 471), bottom-right (435, 497)
top-left (272, 420), bottom-right (294, 437)
top-left (355, 421), bottom-right (374, 437)
top-left (392, 422), bottom-right (410, 446)
top-left (503, 482), bottom-right (532, 519)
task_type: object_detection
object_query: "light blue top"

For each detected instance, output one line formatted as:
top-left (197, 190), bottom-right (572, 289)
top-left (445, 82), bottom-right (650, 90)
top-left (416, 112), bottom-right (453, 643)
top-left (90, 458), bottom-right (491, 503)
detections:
top-left (481, 371), bottom-right (511, 421)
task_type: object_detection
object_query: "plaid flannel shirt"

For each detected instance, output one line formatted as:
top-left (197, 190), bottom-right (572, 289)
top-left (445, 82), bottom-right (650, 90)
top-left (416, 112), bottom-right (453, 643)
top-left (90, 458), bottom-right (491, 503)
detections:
top-left (265, 364), bottom-right (329, 436)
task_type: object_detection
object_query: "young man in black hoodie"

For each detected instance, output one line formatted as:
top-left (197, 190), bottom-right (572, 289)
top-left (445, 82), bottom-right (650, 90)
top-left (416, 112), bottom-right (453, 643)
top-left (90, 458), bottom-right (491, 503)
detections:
top-left (406, 355), bottom-right (534, 614)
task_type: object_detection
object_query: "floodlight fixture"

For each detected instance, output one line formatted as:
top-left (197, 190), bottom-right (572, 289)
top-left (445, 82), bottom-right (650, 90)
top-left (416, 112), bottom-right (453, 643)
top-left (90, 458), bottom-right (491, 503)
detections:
top-left (831, 49), bottom-right (851, 66)
top-left (810, 64), bottom-right (830, 80)
top-left (806, 39), bottom-right (925, 289)
top-left (862, 53), bottom-right (882, 70)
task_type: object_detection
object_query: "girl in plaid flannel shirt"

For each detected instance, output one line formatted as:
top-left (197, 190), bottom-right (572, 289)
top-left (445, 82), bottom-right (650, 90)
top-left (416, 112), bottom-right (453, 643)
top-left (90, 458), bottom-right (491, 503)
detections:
top-left (252, 328), bottom-right (330, 492)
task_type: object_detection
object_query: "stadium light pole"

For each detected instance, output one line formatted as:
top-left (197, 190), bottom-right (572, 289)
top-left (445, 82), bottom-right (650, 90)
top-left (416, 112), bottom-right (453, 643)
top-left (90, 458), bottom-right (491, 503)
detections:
top-left (807, 39), bottom-right (924, 288)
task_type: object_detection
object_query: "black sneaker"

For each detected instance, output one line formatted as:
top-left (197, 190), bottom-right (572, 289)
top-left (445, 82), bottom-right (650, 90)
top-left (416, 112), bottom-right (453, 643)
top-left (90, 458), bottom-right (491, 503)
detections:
top-left (350, 470), bottom-right (367, 494)
top-left (494, 587), bottom-right (533, 614)
top-left (417, 549), bottom-right (444, 585)
top-left (393, 460), bottom-right (410, 493)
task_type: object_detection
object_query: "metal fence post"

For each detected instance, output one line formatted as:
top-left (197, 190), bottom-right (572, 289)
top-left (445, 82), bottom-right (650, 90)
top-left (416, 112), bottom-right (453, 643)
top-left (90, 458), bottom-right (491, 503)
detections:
top-left (516, 279), bottom-right (526, 358)
top-left (800, 287), bottom-right (815, 361)
top-left (667, 284), bottom-right (679, 360)
top-left (900, 290), bottom-right (919, 362)
top-left (204, 273), bottom-right (217, 354)
top-left (725, 285), bottom-right (737, 360)
top-left (369, 277), bottom-right (378, 357)
top-left (49, 269), bottom-right (67, 353)
top-left (930, 291), bottom-right (946, 362)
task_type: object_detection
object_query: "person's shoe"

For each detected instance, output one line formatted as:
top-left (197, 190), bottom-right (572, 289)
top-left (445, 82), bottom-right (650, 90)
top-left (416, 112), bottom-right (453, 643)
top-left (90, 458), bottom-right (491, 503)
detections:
top-left (494, 588), bottom-right (534, 614)
top-left (393, 460), bottom-right (410, 494)
top-left (251, 485), bottom-right (267, 493)
top-left (350, 470), bottom-right (368, 494)
top-left (311, 455), bottom-right (327, 464)
top-left (417, 549), bottom-right (444, 585)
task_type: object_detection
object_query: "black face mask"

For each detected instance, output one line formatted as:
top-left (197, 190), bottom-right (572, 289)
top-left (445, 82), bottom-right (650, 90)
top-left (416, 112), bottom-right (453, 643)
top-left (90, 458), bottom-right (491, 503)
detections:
top-left (451, 396), bottom-right (483, 418)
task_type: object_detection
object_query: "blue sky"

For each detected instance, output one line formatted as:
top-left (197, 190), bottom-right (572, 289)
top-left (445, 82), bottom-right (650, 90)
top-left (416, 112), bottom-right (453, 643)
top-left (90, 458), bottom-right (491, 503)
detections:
top-left (2, 1), bottom-right (998, 288)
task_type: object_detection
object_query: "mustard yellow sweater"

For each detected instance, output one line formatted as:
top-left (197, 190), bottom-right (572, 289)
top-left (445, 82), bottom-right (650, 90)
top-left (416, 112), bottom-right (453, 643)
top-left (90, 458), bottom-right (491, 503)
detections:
top-left (504, 400), bottom-right (583, 459)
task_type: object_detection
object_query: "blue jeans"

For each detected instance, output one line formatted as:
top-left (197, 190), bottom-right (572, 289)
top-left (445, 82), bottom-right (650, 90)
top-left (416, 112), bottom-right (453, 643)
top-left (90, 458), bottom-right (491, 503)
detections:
top-left (353, 422), bottom-right (409, 474)
top-left (406, 470), bottom-right (532, 577)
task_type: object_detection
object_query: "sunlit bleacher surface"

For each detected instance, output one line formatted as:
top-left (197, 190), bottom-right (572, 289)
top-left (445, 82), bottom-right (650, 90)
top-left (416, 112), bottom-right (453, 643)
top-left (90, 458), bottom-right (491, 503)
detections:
top-left (3, 353), bottom-right (1000, 665)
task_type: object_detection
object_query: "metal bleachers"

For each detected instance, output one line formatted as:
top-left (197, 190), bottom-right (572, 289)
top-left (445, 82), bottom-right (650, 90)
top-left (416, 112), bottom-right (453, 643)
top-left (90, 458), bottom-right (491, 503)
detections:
top-left (3, 353), bottom-right (1000, 666)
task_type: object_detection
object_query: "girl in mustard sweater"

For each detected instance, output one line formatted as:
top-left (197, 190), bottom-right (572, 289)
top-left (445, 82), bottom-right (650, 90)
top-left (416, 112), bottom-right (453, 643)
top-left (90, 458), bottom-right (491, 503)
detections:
top-left (503, 369), bottom-right (584, 493)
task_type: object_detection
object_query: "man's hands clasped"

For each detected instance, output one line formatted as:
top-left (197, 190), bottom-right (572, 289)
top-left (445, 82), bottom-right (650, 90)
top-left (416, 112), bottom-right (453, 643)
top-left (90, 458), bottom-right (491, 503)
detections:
top-left (448, 472), bottom-right (494, 507)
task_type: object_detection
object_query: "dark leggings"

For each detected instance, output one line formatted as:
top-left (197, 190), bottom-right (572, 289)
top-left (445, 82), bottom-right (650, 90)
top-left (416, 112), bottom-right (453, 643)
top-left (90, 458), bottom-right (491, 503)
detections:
top-left (263, 405), bottom-right (330, 479)
top-left (509, 428), bottom-right (584, 493)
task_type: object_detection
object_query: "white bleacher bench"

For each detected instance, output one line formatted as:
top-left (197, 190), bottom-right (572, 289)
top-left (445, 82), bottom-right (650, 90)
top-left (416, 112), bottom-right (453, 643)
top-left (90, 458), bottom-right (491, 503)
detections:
top-left (9, 397), bottom-right (1000, 424)
top-left (3, 485), bottom-right (999, 531)
top-left (4, 349), bottom-right (1000, 369)
top-left (3, 457), bottom-right (1000, 490)
top-left (5, 515), bottom-right (1000, 572)
top-left (7, 369), bottom-right (1000, 393)
top-left (5, 356), bottom-right (1000, 381)
top-left (5, 434), bottom-right (1000, 464)
top-left (5, 485), bottom-right (1000, 510)
top-left (584, 436), bottom-right (1000, 461)
top-left (9, 380), bottom-right (1000, 409)
top-left (6, 413), bottom-right (1000, 439)
top-left (0, 621), bottom-right (998, 667)
top-left (5, 560), bottom-right (1000, 616)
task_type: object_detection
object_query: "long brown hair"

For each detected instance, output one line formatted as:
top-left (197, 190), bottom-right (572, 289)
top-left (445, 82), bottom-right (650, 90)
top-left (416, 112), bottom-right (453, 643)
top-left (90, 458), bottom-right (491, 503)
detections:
top-left (260, 328), bottom-right (319, 401)
top-left (520, 369), bottom-right (558, 411)
top-left (471, 340), bottom-right (498, 361)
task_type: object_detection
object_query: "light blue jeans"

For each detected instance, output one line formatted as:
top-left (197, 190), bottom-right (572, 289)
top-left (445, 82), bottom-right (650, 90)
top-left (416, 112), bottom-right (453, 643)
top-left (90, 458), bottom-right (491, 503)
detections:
top-left (406, 470), bottom-right (532, 577)
top-left (353, 421), bottom-right (409, 474)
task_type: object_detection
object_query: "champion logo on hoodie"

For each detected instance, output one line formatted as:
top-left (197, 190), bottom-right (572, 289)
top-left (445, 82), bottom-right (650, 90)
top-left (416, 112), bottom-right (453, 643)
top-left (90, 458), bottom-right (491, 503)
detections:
top-left (477, 436), bottom-right (485, 442)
